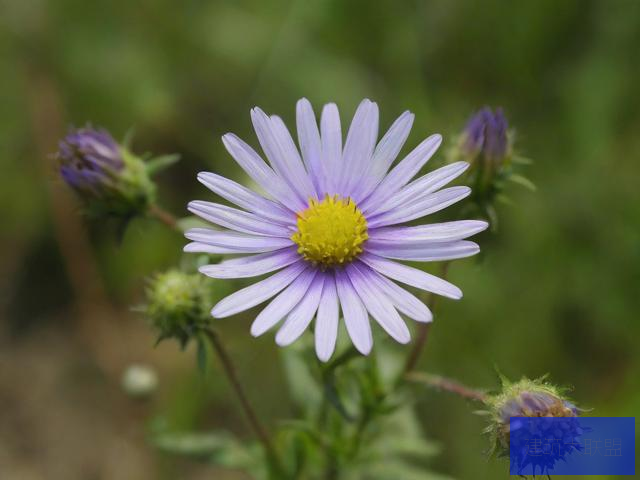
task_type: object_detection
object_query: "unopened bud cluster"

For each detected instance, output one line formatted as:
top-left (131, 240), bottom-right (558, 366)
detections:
top-left (146, 270), bottom-right (212, 346)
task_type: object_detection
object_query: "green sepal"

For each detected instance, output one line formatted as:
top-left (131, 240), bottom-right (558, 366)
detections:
top-left (146, 153), bottom-right (181, 176)
top-left (509, 173), bottom-right (537, 191)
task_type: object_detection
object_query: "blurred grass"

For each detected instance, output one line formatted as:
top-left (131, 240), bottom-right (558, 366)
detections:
top-left (1, 0), bottom-right (639, 478)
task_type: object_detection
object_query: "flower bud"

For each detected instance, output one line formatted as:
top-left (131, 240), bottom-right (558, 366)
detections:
top-left (145, 270), bottom-right (212, 346)
top-left (57, 126), bottom-right (155, 218)
top-left (462, 107), bottom-right (509, 164)
top-left (484, 376), bottom-right (579, 457)
top-left (449, 107), bottom-right (533, 227)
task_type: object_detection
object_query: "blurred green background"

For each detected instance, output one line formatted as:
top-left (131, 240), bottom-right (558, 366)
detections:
top-left (1, 0), bottom-right (639, 478)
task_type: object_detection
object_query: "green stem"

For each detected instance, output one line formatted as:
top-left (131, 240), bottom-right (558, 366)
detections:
top-left (150, 205), bottom-right (284, 473)
top-left (403, 262), bottom-right (451, 373)
top-left (405, 372), bottom-right (488, 403)
top-left (203, 329), bottom-right (284, 474)
top-left (148, 203), bottom-right (180, 232)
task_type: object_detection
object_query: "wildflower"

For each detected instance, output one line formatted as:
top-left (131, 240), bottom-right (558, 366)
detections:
top-left (146, 270), bottom-right (212, 346)
top-left (186, 99), bottom-right (487, 361)
top-left (58, 126), bottom-right (155, 218)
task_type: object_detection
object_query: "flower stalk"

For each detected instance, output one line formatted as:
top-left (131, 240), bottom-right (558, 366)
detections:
top-left (405, 372), bottom-right (487, 402)
top-left (201, 329), bottom-right (283, 472)
top-left (148, 203), bottom-right (180, 232)
top-left (403, 261), bottom-right (451, 373)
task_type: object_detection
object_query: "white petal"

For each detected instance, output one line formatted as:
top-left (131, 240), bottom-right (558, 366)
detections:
top-left (368, 220), bottom-right (488, 244)
top-left (222, 133), bottom-right (304, 211)
top-left (183, 242), bottom-right (257, 255)
top-left (276, 274), bottom-right (326, 346)
top-left (197, 172), bottom-right (295, 225)
top-left (185, 228), bottom-right (293, 253)
top-left (199, 247), bottom-right (300, 279)
top-left (296, 98), bottom-right (324, 195)
top-left (340, 99), bottom-right (378, 196)
top-left (366, 240), bottom-right (480, 262)
top-left (211, 261), bottom-right (307, 318)
top-left (315, 273), bottom-right (339, 362)
top-left (346, 263), bottom-right (411, 344)
top-left (250, 268), bottom-right (317, 337)
top-left (353, 110), bottom-right (414, 202)
top-left (335, 269), bottom-right (373, 355)
top-left (366, 186), bottom-right (471, 228)
top-left (251, 108), bottom-right (315, 203)
top-left (320, 103), bottom-right (342, 195)
top-left (365, 161), bottom-right (469, 216)
top-left (362, 264), bottom-right (432, 323)
top-left (359, 253), bottom-right (463, 299)
top-left (359, 133), bottom-right (442, 212)
top-left (188, 201), bottom-right (291, 237)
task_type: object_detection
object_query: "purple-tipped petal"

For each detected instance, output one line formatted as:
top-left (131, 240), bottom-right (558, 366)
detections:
top-left (360, 264), bottom-right (432, 323)
top-left (197, 172), bottom-right (295, 226)
top-left (211, 261), bottom-right (307, 318)
top-left (183, 242), bottom-right (254, 255)
top-left (353, 110), bottom-right (414, 202)
top-left (276, 274), bottom-right (326, 346)
top-left (199, 247), bottom-right (299, 279)
top-left (185, 228), bottom-right (293, 253)
top-left (296, 98), bottom-right (324, 195)
top-left (346, 263), bottom-right (411, 344)
top-left (360, 134), bottom-right (442, 212)
top-left (320, 103), bottom-right (342, 195)
top-left (315, 273), bottom-right (339, 362)
top-left (188, 201), bottom-right (292, 237)
top-left (366, 186), bottom-right (471, 228)
top-left (359, 252), bottom-right (463, 299)
top-left (340, 99), bottom-right (378, 196)
top-left (222, 133), bottom-right (304, 211)
top-left (369, 220), bottom-right (488, 244)
top-left (364, 161), bottom-right (469, 216)
top-left (251, 108), bottom-right (315, 203)
top-left (250, 268), bottom-right (317, 337)
top-left (366, 240), bottom-right (480, 262)
top-left (335, 269), bottom-right (373, 355)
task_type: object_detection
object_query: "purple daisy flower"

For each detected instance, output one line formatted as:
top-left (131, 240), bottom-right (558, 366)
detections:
top-left (186, 99), bottom-right (487, 361)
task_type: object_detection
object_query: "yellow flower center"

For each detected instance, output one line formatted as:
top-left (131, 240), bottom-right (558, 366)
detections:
top-left (292, 195), bottom-right (368, 267)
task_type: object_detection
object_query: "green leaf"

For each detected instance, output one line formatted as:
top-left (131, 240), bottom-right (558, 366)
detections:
top-left (280, 343), bottom-right (323, 410)
top-left (196, 334), bottom-right (212, 375)
top-left (509, 173), bottom-right (537, 191)
top-left (177, 215), bottom-right (211, 232)
top-left (495, 193), bottom-right (514, 206)
top-left (152, 430), bottom-right (235, 457)
top-left (122, 126), bottom-right (136, 148)
top-left (146, 154), bottom-right (181, 176)
top-left (324, 372), bottom-right (356, 422)
top-left (511, 155), bottom-right (533, 165)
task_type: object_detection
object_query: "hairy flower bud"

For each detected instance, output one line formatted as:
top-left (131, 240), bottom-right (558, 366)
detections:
top-left (448, 107), bottom-right (533, 227)
top-left (462, 107), bottom-right (509, 163)
top-left (58, 126), bottom-right (155, 218)
top-left (484, 376), bottom-right (579, 459)
top-left (145, 270), bottom-right (212, 346)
